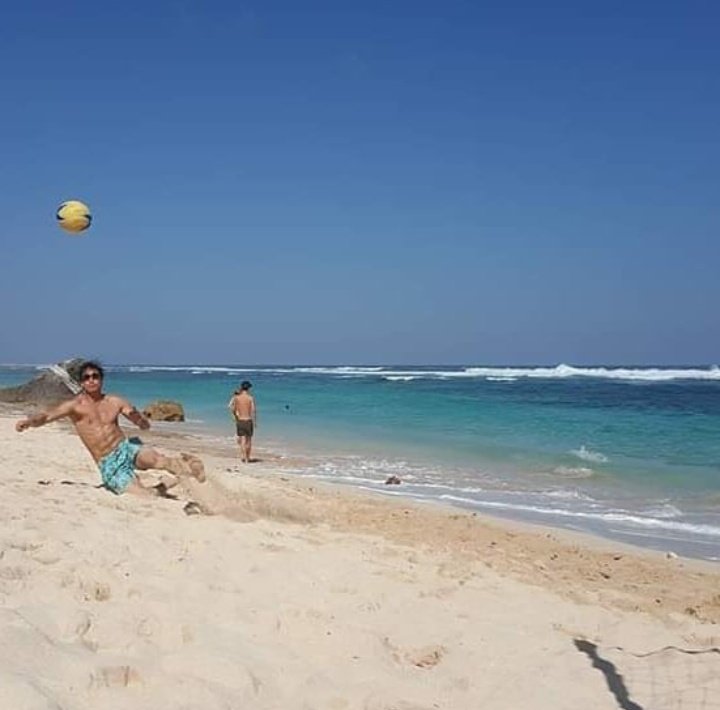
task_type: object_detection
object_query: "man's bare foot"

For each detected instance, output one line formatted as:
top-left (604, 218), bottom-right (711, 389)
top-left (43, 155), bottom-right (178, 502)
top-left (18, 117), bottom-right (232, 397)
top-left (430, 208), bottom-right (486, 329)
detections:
top-left (157, 472), bottom-right (180, 490)
top-left (181, 453), bottom-right (206, 483)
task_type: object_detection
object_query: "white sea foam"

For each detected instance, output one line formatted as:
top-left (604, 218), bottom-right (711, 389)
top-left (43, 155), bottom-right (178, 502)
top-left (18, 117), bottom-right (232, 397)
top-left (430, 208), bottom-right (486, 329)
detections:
top-left (570, 445), bottom-right (609, 463)
top-left (464, 364), bottom-right (720, 381)
top-left (641, 503), bottom-right (683, 519)
top-left (3, 361), bottom-right (719, 383)
top-left (553, 466), bottom-right (595, 479)
top-left (383, 376), bottom-right (418, 382)
top-left (437, 496), bottom-right (720, 537)
top-left (544, 489), bottom-right (595, 501)
top-left (291, 366), bottom-right (385, 374)
top-left (125, 365), bottom-right (256, 374)
top-left (108, 363), bottom-right (720, 382)
top-left (0, 363), bottom-right (51, 370)
top-left (296, 472), bottom-right (382, 486)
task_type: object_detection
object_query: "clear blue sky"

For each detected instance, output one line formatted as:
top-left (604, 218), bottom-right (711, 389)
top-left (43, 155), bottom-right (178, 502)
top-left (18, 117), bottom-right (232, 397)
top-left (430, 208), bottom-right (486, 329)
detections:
top-left (1, 0), bottom-right (718, 365)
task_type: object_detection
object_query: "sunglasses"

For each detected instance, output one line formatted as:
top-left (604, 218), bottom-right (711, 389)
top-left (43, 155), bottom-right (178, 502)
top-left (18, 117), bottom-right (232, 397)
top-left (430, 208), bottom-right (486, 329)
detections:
top-left (81, 372), bottom-right (102, 382)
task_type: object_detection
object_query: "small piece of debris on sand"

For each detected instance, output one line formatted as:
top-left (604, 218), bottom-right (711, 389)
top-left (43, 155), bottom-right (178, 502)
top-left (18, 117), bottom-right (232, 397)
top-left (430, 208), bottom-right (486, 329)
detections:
top-left (183, 501), bottom-right (203, 516)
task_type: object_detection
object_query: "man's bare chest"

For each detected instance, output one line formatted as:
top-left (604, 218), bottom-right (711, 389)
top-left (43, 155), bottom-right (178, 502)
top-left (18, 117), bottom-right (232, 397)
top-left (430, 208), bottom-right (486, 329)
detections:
top-left (75, 400), bottom-right (121, 427)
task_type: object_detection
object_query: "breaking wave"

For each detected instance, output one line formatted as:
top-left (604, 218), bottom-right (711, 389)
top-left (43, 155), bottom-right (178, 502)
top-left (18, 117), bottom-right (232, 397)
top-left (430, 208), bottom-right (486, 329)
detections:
top-left (110, 363), bottom-right (720, 382)
top-left (570, 446), bottom-right (609, 464)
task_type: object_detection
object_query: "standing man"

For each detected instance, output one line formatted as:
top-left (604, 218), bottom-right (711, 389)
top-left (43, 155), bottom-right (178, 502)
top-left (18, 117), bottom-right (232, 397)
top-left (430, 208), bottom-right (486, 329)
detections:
top-left (16, 360), bottom-right (206, 494)
top-left (228, 380), bottom-right (256, 463)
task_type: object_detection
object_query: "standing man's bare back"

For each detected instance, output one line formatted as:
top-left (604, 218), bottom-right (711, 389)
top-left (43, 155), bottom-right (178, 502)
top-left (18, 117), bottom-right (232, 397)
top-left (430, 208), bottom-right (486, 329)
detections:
top-left (16, 361), bottom-right (206, 494)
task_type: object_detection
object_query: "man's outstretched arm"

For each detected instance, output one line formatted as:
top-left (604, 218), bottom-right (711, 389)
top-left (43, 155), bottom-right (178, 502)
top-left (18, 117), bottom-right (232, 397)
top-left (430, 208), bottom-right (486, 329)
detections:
top-left (16, 399), bottom-right (75, 432)
top-left (119, 399), bottom-right (151, 430)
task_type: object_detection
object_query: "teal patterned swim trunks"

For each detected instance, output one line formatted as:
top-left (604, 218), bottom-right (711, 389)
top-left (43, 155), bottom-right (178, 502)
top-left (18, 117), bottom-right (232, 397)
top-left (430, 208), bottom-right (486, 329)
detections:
top-left (98, 439), bottom-right (141, 493)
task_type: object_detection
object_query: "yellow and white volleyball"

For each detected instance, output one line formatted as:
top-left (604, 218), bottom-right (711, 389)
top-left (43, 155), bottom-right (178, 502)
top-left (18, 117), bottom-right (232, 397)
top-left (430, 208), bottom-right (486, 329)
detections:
top-left (56, 200), bottom-right (92, 234)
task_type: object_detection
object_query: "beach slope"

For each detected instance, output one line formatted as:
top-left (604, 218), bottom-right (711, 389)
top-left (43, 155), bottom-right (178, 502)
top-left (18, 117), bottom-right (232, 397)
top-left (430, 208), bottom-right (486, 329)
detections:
top-left (0, 415), bottom-right (718, 710)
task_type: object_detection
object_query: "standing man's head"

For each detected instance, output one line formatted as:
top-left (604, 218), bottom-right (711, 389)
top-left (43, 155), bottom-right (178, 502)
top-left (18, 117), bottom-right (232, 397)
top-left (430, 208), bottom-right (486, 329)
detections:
top-left (78, 360), bottom-right (104, 395)
top-left (240, 380), bottom-right (252, 392)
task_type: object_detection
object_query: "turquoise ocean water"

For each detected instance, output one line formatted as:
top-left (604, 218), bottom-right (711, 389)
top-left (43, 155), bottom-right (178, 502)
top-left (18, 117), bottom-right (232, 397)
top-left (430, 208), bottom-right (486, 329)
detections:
top-left (2, 364), bottom-right (719, 560)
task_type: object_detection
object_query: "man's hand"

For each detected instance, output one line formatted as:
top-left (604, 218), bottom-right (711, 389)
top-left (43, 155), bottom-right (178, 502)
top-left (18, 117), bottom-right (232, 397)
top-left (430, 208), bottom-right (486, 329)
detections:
top-left (16, 412), bottom-right (49, 432)
top-left (123, 405), bottom-right (151, 430)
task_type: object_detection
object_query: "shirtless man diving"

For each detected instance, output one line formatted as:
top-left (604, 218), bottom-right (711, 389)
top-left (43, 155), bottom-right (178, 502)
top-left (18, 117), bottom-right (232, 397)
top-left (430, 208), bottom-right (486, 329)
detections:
top-left (228, 380), bottom-right (256, 463)
top-left (15, 360), bottom-right (206, 495)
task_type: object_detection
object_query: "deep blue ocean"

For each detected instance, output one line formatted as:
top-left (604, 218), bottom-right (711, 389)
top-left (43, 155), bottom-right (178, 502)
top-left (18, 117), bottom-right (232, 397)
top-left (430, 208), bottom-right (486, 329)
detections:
top-left (2, 364), bottom-right (719, 560)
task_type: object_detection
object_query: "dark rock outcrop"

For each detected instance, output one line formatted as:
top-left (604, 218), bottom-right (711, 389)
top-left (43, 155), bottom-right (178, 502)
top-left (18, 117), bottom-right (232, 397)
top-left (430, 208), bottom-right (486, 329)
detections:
top-left (0, 359), bottom-right (84, 405)
top-left (143, 400), bottom-right (185, 422)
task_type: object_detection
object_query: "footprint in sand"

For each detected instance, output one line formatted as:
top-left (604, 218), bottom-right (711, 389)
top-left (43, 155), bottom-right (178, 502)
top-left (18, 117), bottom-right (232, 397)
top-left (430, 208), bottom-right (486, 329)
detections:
top-left (69, 613), bottom-right (98, 652)
top-left (0, 565), bottom-right (30, 582)
top-left (260, 542), bottom-right (289, 553)
top-left (382, 637), bottom-right (447, 670)
top-left (89, 665), bottom-right (141, 689)
top-left (78, 579), bottom-right (112, 602)
top-left (358, 601), bottom-right (382, 613)
top-left (7, 538), bottom-right (43, 553)
top-left (23, 539), bottom-right (64, 566)
top-left (28, 550), bottom-right (61, 566)
top-left (406, 645), bottom-right (446, 669)
top-left (420, 585), bottom-right (459, 600)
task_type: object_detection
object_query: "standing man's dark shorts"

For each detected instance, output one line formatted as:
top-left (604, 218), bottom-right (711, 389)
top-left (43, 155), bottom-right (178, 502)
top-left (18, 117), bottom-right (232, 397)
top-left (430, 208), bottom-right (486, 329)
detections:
top-left (235, 419), bottom-right (254, 437)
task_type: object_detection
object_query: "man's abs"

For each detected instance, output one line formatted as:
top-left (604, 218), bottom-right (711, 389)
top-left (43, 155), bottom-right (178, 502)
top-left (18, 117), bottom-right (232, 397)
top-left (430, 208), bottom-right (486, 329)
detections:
top-left (74, 421), bottom-right (125, 462)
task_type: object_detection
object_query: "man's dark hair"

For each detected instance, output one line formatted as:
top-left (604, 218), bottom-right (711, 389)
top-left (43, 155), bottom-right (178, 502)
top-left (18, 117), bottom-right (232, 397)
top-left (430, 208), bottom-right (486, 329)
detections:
top-left (79, 360), bottom-right (104, 380)
top-left (240, 380), bottom-right (252, 391)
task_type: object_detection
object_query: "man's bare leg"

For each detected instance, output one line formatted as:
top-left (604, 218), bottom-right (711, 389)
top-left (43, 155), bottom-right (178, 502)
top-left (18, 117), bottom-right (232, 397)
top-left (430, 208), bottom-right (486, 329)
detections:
top-left (244, 436), bottom-right (252, 463)
top-left (239, 435), bottom-right (250, 463)
top-left (124, 477), bottom-right (157, 496)
top-left (135, 447), bottom-right (206, 483)
top-left (123, 473), bottom-right (175, 496)
top-left (180, 452), bottom-right (207, 482)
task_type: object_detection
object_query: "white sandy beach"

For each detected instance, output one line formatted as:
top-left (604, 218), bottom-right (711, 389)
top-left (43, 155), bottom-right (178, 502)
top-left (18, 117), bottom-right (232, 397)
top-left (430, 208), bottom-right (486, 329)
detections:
top-left (1, 412), bottom-right (719, 710)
